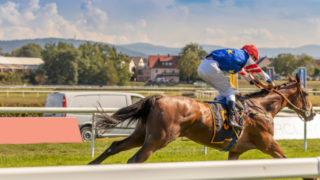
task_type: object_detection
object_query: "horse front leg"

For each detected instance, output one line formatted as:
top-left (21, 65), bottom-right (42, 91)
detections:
top-left (228, 131), bottom-right (256, 160)
top-left (228, 152), bottom-right (241, 160)
top-left (266, 140), bottom-right (287, 158)
top-left (255, 134), bottom-right (287, 159)
top-left (258, 137), bottom-right (319, 180)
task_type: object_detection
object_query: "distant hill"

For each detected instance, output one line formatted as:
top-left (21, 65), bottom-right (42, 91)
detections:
top-left (260, 45), bottom-right (320, 59)
top-left (0, 38), bottom-right (147, 57)
top-left (1, 38), bottom-right (320, 59)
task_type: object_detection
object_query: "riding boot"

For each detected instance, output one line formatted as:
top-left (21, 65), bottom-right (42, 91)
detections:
top-left (227, 100), bottom-right (242, 130)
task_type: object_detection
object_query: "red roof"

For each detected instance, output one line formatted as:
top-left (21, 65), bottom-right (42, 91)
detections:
top-left (148, 55), bottom-right (179, 68)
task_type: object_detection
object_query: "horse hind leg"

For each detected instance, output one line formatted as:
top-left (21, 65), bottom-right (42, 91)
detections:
top-left (127, 135), bottom-right (169, 163)
top-left (88, 121), bottom-right (146, 165)
top-left (127, 124), bottom-right (176, 163)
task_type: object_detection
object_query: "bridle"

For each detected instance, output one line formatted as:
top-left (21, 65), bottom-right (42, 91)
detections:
top-left (249, 74), bottom-right (312, 121)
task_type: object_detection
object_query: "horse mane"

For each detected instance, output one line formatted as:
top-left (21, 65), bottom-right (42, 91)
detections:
top-left (243, 81), bottom-right (296, 99)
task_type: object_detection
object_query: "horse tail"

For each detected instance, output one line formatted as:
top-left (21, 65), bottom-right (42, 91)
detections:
top-left (96, 95), bottom-right (163, 131)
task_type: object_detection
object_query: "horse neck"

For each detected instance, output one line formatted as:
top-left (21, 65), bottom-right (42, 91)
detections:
top-left (248, 87), bottom-right (296, 118)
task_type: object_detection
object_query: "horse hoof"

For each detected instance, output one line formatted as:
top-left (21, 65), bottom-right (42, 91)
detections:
top-left (88, 161), bottom-right (99, 165)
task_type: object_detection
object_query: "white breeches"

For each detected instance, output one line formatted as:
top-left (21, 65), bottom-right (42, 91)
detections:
top-left (197, 59), bottom-right (235, 102)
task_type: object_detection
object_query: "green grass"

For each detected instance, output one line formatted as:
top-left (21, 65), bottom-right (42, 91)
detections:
top-left (0, 93), bottom-right (47, 107)
top-left (0, 138), bottom-right (319, 168)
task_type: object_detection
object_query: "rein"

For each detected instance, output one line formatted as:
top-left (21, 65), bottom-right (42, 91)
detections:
top-left (249, 74), bottom-right (312, 120)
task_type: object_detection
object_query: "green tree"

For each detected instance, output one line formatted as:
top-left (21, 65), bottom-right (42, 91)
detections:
top-left (78, 42), bottom-right (131, 85)
top-left (313, 66), bottom-right (320, 76)
top-left (109, 47), bottom-right (131, 85)
top-left (179, 43), bottom-right (207, 82)
top-left (272, 53), bottom-right (315, 76)
top-left (296, 54), bottom-right (314, 75)
top-left (42, 42), bottom-right (79, 85)
top-left (12, 43), bottom-right (43, 58)
top-left (272, 54), bottom-right (298, 75)
top-left (78, 42), bottom-right (102, 84)
top-left (100, 59), bottom-right (119, 85)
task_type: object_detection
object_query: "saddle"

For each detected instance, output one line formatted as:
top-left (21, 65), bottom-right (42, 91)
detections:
top-left (204, 96), bottom-right (247, 151)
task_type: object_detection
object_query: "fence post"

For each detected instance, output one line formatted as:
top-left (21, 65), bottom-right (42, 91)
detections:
top-left (203, 145), bottom-right (207, 155)
top-left (91, 113), bottom-right (96, 158)
top-left (318, 156), bottom-right (320, 176)
top-left (298, 67), bottom-right (307, 152)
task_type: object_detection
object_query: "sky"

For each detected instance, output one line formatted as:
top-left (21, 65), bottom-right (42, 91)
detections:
top-left (0, 0), bottom-right (320, 48)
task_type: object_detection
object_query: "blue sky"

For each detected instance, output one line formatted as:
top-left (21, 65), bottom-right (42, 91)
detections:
top-left (0, 0), bottom-right (319, 48)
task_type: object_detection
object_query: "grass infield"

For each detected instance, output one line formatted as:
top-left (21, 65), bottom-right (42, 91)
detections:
top-left (0, 138), bottom-right (319, 168)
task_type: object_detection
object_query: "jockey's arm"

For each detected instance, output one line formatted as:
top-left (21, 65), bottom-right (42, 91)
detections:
top-left (238, 68), bottom-right (252, 82)
top-left (242, 57), bottom-right (272, 83)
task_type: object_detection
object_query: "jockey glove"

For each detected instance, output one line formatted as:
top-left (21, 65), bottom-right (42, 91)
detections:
top-left (249, 79), bottom-right (258, 85)
top-left (266, 78), bottom-right (272, 83)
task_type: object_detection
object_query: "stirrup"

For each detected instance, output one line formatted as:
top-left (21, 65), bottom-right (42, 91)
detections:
top-left (229, 113), bottom-right (242, 130)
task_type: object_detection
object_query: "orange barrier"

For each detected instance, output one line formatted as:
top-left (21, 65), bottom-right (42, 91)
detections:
top-left (0, 117), bottom-right (82, 144)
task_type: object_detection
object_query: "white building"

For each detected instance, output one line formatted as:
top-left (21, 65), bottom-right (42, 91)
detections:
top-left (0, 56), bottom-right (44, 72)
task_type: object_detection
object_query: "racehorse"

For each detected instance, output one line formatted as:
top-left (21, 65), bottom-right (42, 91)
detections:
top-left (89, 74), bottom-right (315, 166)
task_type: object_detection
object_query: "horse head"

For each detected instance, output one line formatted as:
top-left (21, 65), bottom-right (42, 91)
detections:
top-left (286, 74), bottom-right (315, 121)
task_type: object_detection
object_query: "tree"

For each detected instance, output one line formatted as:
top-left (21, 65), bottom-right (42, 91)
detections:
top-left (272, 53), bottom-right (315, 76)
top-left (26, 68), bottom-right (47, 85)
top-left (11, 43), bottom-right (43, 58)
top-left (296, 54), bottom-right (314, 75)
top-left (109, 47), bottom-right (131, 85)
top-left (77, 42), bottom-right (102, 84)
top-left (313, 66), bottom-right (320, 76)
top-left (42, 42), bottom-right (79, 85)
top-left (272, 54), bottom-right (298, 76)
top-left (179, 43), bottom-right (207, 82)
top-left (77, 42), bottom-right (131, 85)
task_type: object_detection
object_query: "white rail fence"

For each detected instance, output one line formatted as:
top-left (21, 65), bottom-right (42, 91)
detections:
top-left (1, 88), bottom-right (320, 98)
top-left (0, 107), bottom-right (118, 113)
top-left (0, 108), bottom-right (319, 179)
top-left (0, 158), bottom-right (319, 180)
top-left (0, 107), bottom-right (319, 157)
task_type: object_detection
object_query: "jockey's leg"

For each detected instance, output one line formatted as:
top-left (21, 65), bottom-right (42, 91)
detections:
top-left (197, 59), bottom-right (229, 92)
top-left (197, 59), bottom-right (242, 129)
top-left (214, 93), bottom-right (224, 101)
top-left (225, 91), bottom-right (242, 130)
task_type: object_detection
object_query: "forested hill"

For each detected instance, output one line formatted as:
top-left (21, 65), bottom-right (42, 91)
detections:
top-left (1, 38), bottom-right (320, 58)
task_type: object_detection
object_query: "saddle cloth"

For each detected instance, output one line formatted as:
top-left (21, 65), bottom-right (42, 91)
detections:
top-left (205, 96), bottom-right (246, 151)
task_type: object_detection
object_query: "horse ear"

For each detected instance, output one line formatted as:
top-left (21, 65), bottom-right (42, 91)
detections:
top-left (288, 74), bottom-right (295, 82)
top-left (296, 73), bottom-right (301, 84)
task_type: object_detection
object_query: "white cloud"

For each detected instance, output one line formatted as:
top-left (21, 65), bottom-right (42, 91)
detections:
top-left (0, 2), bottom-right (21, 26)
top-left (241, 28), bottom-right (274, 40)
top-left (307, 18), bottom-right (320, 38)
top-left (211, 0), bottom-right (236, 7)
top-left (205, 27), bottom-right (226, 36)
top-left (0, 0), bottom-right (145, 44)
top-left (78, 0), bottom-right (108, 31)
top-left (198, 26), bottom-right (287, 48)
top-left (0, 0), bottom-right (319, 48)
top-left (137, 19), bottom-right (147, 29)
top-left (112, 19), bottom-right (150, 44)
top-left (25, 0), bottom-right (40, 20)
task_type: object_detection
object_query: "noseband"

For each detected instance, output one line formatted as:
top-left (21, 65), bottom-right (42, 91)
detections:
top-left (249, 74), bottom-right (312, 120)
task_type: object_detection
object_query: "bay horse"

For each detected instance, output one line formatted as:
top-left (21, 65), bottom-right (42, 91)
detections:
top-left (89, 74), bottom-right (315, 165)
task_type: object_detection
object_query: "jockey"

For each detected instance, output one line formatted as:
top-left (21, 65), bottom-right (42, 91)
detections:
top-left (197, 44), bottom-right (273, 130)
